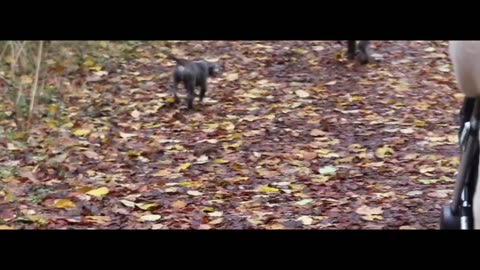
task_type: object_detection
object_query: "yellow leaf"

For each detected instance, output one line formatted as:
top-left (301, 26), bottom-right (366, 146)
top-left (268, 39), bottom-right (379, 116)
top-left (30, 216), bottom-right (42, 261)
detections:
top-left (139, 214), bottom-right (161, 222)
top-left (351, 96), bottom-right (363, 101)
top-left (226, 73), bottom-right (239, 81)
top-left (99, 41), bottom-right (108, 48)
top-left (257, 186), bottom-right (280, 193)
top-left (4, 192), bottom-right (16, 202)
top-left (0, 225), bottom-right (14, 230)
top-left (48, 104), bottom-right (58, 115)
top-left (83, 59), bottom-right (95, 68)
top-left (202, 207), bottom-right (215, 213)
top-left (20, 75), bottom-right (33, 85)
top-left (152, 169), bottom-right (171, 177)
top-left (53, 199), bottom-right (76, 209)
top-left (89, 65), bottom-right (102, 72)
top-left (86, 187), bottom-right (109, 197)
top-left (214, 159), bottom-right (229, 164)
top-left (177, 163), bottom-right (191, 172)
top-left (137, 203), bottom-right (157, 210)
top-left (295, 90), bottom-right (310, 98)
top-left (72, 129), bottom-right (91, 137)
top-left (312, 175), bottom-right (331, 183)
top-left (375, 146), bottom-right (395, 159)
top-left (414, 120), bottom-right (426, 127)
top-left (61, 122), bottom-right (74, 129)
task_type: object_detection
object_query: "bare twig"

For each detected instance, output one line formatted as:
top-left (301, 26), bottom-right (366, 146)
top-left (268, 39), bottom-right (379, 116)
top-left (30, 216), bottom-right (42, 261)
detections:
top-left (28, 41), bottom-right (44, 123)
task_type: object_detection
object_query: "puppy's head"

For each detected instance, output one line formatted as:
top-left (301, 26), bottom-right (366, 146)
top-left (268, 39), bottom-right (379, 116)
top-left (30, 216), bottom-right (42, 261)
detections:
top-left (207, 62), bottom-right (221, 77)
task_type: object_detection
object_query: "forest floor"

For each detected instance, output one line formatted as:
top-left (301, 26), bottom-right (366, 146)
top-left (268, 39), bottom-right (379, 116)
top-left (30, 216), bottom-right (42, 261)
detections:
top-left (0, 41), bottom-right (463, 229)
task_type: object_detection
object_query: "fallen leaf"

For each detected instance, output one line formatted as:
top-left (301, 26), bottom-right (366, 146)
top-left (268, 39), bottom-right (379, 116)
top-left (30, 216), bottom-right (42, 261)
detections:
top-left (136, 203), bottom-right (157, 210)
top-left (310, 129), bottom-right (325, 137)
top-left (177, 163), bottom-right (191, 172)
top-left (428, 190), bottom-right (449, 198)
top-left (119, 132), bottom-right (137, 139)
top-left (295, 199), bottom-right (314, 206)
top-left (375, 146), bottom-right (394, 159)
top-left (226, 73), bottom-right (239, 81)
top-left (406, 191), bottom-right (423, 196)
top-left (131, 110), bottom-right (141, 118)
top-left (72, 129), bottom-right (91, 137)
top-left (356, 205), bottom-right (383, 221)
top-left (202, 207), bottom-right (215, 213)
top-left (0, 225), bottom-right (14, 230)
top-left (139, 214), bottom-right (161, 222)
top-left (171, 200), bottom-right (187, 209)
top-left (86, 187), bottom-right (109, 197)
top-left (295, 90), bottom-right (310, 98)
top-left (312, 175), bottom-right (332, 183)
top-left (214, 159), bottom-right (229, 164)
top-left (399, 226), bottom-right (416, 230)
top-left (297, 216), bottom-right (314, 225)
top-left (20, 75), bottom-right (33, 85)
top-left (195, 155), bottom-right (209, 164)
top-left (187, 190), bottom-right (203, 196)
top-left (257, 186), bottom-right (280, 193)
top-left (20, 171), bottom-right (38, 183)
top-left (165, 187), bottom-right (178, 193)
top-left (83, 151), bottom-right (99, 159)
top-left (209, 218), bottom-right (224, 225)
top-left (318, 166), bottom-right (337, 175)
top-left (53, 199), bottom-right (76, 209)
top-left (208, 211), bottom-right (223, 217)
top-left (120, 199), bottom-right (136, 208)
top-left (152, 169), bottom-right (171, 177)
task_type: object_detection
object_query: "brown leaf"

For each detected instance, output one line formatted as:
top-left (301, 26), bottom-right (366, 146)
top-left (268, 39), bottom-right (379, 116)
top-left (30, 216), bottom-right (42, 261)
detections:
top-left (171, 200), bottom-right (187, 209)
top-left (83, 151), bottom-right (99, 160)
top-left (20, 171), bottom-right (38, 183)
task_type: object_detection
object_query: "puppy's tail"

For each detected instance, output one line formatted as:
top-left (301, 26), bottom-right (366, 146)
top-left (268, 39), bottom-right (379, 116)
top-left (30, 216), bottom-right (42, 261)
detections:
top-left (162, 49), bottom-right (188, 65)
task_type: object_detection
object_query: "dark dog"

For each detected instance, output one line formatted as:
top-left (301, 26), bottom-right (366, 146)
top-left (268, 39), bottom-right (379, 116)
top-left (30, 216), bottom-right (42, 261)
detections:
top-left (346, 40), bottom-right (370, 64)
top-left (164, 51), bottom-right (220, 110)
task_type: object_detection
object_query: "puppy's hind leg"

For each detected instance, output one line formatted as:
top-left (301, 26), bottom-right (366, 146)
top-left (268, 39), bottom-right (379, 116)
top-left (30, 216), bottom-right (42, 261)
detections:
top-left (347, 40), bottom-right (357, 60)
top-left (199, 80), bottom-right (207, 103)
top-left (172, 78), bottom-right (181, 104)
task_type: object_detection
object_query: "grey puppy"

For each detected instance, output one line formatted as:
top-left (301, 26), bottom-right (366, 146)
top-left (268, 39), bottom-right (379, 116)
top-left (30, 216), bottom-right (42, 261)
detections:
top-left (164, 51), bottom-right (220, 110)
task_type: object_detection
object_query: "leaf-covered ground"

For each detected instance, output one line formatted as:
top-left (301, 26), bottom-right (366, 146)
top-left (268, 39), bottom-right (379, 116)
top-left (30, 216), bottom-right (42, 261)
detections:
top-left (0, 41), bottom-right (463, 229)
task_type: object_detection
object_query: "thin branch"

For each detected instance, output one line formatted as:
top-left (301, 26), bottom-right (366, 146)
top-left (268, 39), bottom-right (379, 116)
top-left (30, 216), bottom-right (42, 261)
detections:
top-left (28, 41), bottom-right (44, 123)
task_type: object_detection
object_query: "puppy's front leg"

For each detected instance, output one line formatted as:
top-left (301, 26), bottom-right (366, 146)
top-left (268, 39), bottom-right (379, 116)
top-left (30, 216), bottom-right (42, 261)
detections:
top-left (356, 40), bottom-right (370, 64)
top-left (186, 79), bottom-right (196, 110)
